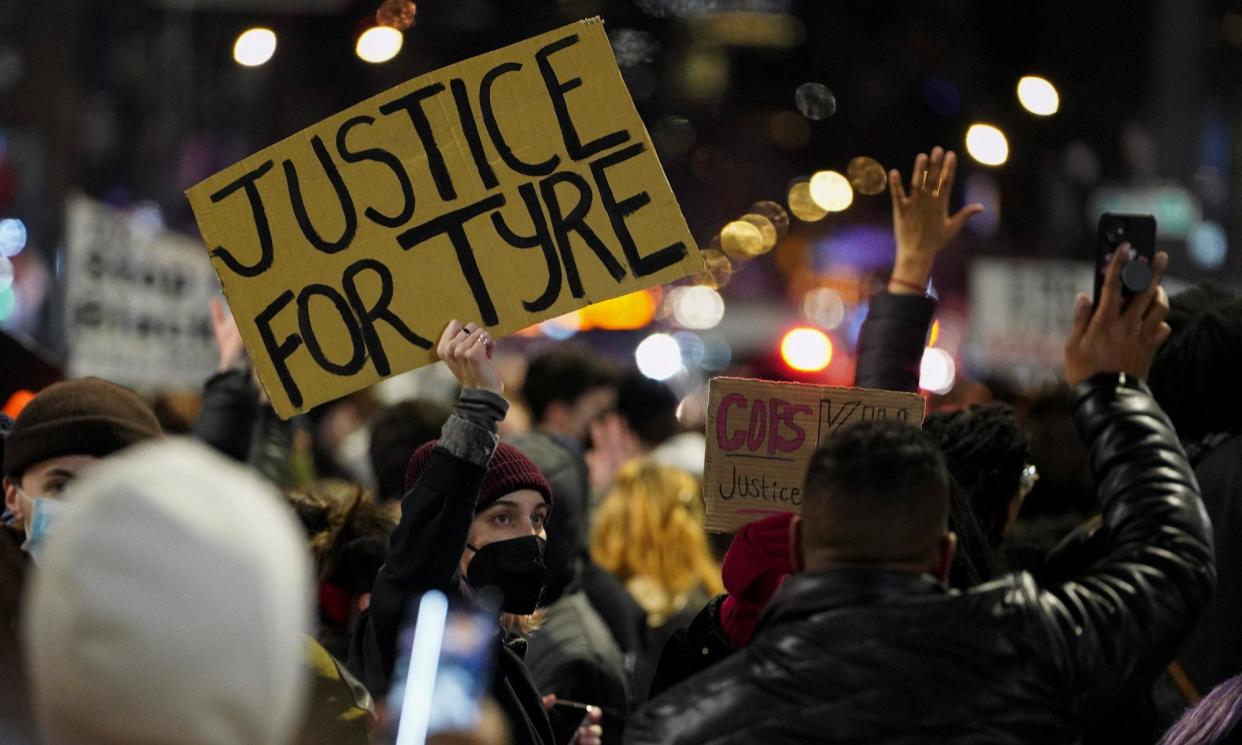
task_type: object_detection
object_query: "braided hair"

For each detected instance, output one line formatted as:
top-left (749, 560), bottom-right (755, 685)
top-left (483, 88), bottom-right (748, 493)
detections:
top-left (924, 403), bottom-right (1031, 547)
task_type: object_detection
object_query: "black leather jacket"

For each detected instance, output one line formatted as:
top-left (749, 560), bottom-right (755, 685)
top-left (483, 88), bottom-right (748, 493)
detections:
top-left (625, 374), bottom-right (1214, 745)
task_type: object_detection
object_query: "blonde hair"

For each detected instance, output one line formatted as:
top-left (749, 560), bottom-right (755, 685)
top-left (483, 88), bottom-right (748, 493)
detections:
top-left (591, 460), bottom-right (723, 625)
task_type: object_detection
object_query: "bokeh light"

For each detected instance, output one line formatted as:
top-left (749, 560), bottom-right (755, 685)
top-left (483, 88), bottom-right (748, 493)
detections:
top-left (652, 115), bottom-right (696, 158)
top-left (1188, 221), bottom-right (1228, 269)
top-left (801, 287), bottom-right (845, 330)
top-left (923, 78), bottom-right (961, 116)
top-left (693, 247), bottom-right (734, 289)
top-left (847, 157), bottom-right (888, 196)
top-left (809, 170), bottom-right (854, 211)
top-left (700, 333), bottom-right (732, 370)
top-left (1017, 75), bottom-right (1059, 116)
top-left (0, 218), bottom-right (26, 257)
top-left (0, 256), bottom-right (12, 292)
top-left (671, 285), bottom-right (725, 329)
top-left (768, 111), bottom-right (812, 149)
top-left (739, 213), bottom-right (778, 252)
top-left (376, 0), bottom-right (417, 31)
top-left (233, 28), bottom-right (277, 67)
top-left (356, 26), bottom-right (403, 63)
top-left (749, 201), bottom-right (790, 237)
top-left (965, 123), bottom-right (1009, 166)
top-left (0, 285), bottom-right (14, 322)
top-left (539, 312), bottom-right (580, 340)
top-left (720, 219), bottom-right (765, 258)
top-left (673, 330), bottom-right (705, 369)
top-left (795, 82), bottom-right (836, 120)
top-left (781, 327), bottom-right (833, 372)
top-left (787, 181), bottom-right (827, 222)
top-left (636, 333), bottom-right (684, 380)
top-left (919, 347), bottom-right (956, 394)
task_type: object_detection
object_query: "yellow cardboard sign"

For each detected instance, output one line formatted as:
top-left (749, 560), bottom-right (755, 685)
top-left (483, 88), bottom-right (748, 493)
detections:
top-left (187, 18), bottom-right (703, 418)
top-left (702, 377), bottom-right (926, 533)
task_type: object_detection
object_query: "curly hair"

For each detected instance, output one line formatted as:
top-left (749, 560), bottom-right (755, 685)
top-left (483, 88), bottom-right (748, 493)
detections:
top-left (591, 460), bottom-right (723, 625)
top-left (923, 404), bottom-right (1030, 547)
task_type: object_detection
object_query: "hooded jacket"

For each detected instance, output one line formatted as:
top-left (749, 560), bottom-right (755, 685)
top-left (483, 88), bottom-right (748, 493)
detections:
top-left (625, 374), bottom-right (1214, 745)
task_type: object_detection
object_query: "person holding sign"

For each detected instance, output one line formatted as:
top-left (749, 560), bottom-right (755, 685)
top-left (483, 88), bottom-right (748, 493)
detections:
top-left (626, 248), bottom-right (1214, 744)
top-left (348, 321), bottom-right (600, 745)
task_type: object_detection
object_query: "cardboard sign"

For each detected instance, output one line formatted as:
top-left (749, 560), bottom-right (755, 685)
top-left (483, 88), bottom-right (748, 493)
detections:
top-left (63, 196), bottom-right (219, 390)
top-left (186, 18), bottom-right (702, 419)
top-left (702, 377), bottom-right (926, 533)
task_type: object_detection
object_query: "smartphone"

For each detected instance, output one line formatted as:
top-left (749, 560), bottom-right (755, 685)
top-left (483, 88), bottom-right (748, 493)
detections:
top-left (386, 591), bottom-right (497, 745)
top-left (548, 700), bottom-right (593, 745)
top-left (1095, 213), bottom-right (1157, 306)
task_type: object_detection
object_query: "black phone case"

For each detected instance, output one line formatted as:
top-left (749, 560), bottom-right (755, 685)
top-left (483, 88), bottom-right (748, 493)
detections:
top-left (1095, 212), bottom-right (1157, 305)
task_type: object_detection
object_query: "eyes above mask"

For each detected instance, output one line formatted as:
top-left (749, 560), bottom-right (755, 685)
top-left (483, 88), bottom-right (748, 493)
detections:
top-left (463, 535), bottom-right (547, 615)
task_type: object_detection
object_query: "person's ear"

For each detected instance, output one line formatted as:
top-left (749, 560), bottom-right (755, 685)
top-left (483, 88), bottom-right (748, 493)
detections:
top-left (3, 476), bottom-right (20, 520)
top-left (790, 514), bottom-right (806, 573)
top-left (933, 531), bottom-right (957, 583)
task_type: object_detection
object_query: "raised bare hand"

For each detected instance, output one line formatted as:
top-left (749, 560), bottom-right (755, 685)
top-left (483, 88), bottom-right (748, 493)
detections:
top-left (437, 320), bottom-right (503, 394)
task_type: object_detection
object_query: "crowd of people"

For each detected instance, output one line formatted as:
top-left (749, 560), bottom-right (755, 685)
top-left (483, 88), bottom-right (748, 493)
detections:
top-left (1, 147), bottom-right (1240, 744)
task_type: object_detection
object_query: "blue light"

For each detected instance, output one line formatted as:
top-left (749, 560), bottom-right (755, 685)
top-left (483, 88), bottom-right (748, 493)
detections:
top-left (1188, 221), bottom-right (1227, 269)
top-left (0, 218), bottom-right (26, 257)
top-left (923, 79), bottom-right (961, 116)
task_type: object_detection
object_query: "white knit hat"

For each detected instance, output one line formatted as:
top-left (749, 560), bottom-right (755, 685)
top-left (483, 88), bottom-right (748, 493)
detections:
top-left (23, 438), bottom-right (313, 745)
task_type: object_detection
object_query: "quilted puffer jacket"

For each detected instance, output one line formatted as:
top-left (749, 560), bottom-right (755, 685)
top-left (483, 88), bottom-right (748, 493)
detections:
top-left (625, 373), bottom-right (1214, 745)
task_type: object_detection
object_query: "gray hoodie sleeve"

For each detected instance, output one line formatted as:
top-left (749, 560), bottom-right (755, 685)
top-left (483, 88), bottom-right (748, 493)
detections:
top-left (436, 389), bottom-right (510, 467)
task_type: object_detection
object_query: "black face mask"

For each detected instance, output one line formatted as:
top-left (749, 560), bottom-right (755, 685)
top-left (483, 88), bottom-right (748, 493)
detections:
top-left (464, 535), bottom-right (547, 615)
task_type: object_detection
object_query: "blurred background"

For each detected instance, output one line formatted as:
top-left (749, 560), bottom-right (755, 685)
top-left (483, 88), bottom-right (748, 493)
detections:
top-left (0, 1), bottom-right (1237, 522)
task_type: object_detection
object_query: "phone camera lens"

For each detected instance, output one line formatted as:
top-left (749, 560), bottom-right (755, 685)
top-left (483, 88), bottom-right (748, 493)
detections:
top-left (1106, 224), bottom-right (1127, 244)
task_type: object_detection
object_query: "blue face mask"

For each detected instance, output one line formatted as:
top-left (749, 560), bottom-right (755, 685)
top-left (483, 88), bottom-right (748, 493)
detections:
top-left (21, 495), bottom-right (70, 565)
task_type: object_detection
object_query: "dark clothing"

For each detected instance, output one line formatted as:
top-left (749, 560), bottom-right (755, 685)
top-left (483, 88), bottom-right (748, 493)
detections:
top-left (1177, 432), bottom-right (1242, 695)
top-left (855, 290), bottom-right (1003, 587)
top-left (633, 586), bottom-right (712, 704)
top-left (193, 368), bottom-right (296, 488)
top-left (854, 291), bottom-right (936, 393)
top-left (643, 291), bottom-right (970, 701)
top-left (525, 590), bottom-right (632, 743)
top-left (646, 594), bottom-right (734, 701)
top-left (579, 560), bottom-right (648, 656)
top-left (626, 374), bottom-right (1214, 745)
top-left (348, 394), bottom-right (555, 745)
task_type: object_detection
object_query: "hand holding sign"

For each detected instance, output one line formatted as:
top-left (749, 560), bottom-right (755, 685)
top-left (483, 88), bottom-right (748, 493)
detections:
top-left (438, 320), bottom-right (503, 394)
top-left (187, 19), bottom-right (702, 418)
top-left (703, 377), bottom-right (925, 533)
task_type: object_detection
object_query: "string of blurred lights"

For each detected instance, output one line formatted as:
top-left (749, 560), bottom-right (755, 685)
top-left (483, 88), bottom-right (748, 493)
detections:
top-left (232, 1), bottom-right (415, 68)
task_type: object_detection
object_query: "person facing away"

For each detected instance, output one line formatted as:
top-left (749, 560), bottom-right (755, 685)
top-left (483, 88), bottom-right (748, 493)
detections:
top-left (1148, 283), bottom-right (1242, 700)
top-left (626, 245), bottom-right (1214, 744)
top-left (591, 459), bottom-right (723, 701)
top-left (22, 438), bottom-right (312, 745)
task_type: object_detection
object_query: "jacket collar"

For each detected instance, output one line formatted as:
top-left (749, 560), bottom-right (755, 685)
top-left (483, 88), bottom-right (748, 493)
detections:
top-left (757, 567), bottom-right (950, 631)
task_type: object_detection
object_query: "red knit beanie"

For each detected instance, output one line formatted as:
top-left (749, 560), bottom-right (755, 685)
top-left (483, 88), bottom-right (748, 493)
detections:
top-left (3, 377), bottom-right (163, 479)
top-left (404, 441), bottom-right (552, 511)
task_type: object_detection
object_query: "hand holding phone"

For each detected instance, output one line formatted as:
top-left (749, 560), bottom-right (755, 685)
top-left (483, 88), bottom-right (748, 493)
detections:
top-left (1095, 213), bottom-right (1157, 306)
